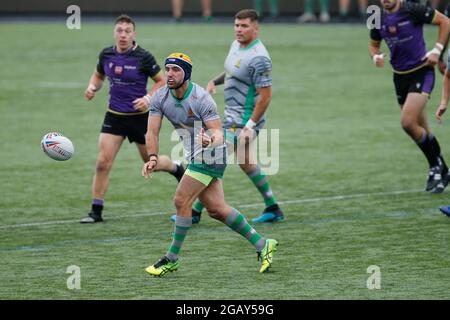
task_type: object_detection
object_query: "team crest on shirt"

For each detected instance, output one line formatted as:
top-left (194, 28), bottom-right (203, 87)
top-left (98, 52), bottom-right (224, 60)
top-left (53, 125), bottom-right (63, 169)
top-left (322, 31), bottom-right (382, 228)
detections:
top-left (114, 66), bottom-right (123, 75)
top-left (234, 59), bottom-right (241, 68)
top-left (388, 25), bottom-right (397, 34)
top-left (109, 62), bottom-right (114, 69)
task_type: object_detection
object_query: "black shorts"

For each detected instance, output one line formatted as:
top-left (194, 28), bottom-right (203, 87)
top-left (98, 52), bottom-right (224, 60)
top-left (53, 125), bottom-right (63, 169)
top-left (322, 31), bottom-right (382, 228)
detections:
top-left (393, 66), bottom-right (435, 105)
top-left (101, 111), bottom-right (148, 144)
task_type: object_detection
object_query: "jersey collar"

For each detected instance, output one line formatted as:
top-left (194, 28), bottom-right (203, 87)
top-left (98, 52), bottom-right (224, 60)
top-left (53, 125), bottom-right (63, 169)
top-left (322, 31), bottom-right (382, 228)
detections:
top-left (170, 81), bottom-right (194, 105)
top-left (239, 39), bottom-right (261, 51)
top-left (114, 41), bottom-right (138, 55)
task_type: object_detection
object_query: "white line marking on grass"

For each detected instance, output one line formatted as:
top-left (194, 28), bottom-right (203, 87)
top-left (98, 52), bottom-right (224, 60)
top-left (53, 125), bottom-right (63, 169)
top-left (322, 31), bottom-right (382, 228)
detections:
top-left (0, 212), bottom-right (168, 230)
top-left (0, 189), bottom-right (424, 230)
top-left (239, 189), bottom-right (424, 208)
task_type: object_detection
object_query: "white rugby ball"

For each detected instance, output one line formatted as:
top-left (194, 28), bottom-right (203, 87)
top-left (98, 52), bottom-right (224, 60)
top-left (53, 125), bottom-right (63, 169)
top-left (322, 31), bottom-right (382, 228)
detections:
top-left (41, 132), bottom-right (74, 161)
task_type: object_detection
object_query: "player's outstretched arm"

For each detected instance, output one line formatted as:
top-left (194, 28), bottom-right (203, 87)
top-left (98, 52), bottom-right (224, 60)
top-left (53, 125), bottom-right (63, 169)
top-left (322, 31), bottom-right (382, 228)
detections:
top-left (369, 40), bottom-right (385, 68)
top-left (206, 72), bottom-right (226, 94)
top-left (426, 11), bottom-right (450, 67)
top-left (237, 86), bottom-right (271, 144)
top-left (133, 71), bottom-right (166, 112)
top-left (142, 115), bottom-right (162, 179)
top-left (439, 3), bottom-right (450, 74)
top-left (149, 71), bottom-right (166, 95)
top-left (199, 119), bottom-right (224, 148)
top-left (436, 70), bottom-right (450, 123)
top-left (85, 71), bottom-right (104, 101)
top-left (251, 86), bottom-right (271, 123)
top-left (432, 11), bottom-right (450, 52)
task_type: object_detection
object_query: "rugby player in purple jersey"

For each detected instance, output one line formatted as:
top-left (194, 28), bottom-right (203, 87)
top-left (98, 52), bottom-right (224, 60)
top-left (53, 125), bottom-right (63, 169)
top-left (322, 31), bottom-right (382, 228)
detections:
top-left (80, 15), bottom-right (185, 223)
top-left (369, 0), bottom-right (450, 193)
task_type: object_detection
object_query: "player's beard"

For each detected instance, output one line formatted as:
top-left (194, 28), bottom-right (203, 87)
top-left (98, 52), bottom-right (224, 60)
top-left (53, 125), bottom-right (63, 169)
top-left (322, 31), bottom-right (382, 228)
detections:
top-left (167, 78), bottom-right (184, 90)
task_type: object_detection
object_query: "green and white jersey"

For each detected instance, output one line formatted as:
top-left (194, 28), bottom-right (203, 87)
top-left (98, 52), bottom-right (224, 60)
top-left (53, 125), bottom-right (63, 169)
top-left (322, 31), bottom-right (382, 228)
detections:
top-left (150, 82), bottom-right (227, 165)
top-left (223, 39), bottom-right (272, 130)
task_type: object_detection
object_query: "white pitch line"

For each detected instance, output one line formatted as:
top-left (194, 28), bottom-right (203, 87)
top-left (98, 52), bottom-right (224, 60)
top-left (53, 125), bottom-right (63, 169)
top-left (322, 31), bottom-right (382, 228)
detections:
top-left (0, 189), bottom-right (424, 230)
top-left (239, 189), bottom-right (424, 208)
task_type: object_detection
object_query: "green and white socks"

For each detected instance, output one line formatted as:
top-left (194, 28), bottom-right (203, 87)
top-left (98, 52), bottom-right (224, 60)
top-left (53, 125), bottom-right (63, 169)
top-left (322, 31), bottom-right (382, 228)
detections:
top-left (247, 165), bottom-right (277, 208)
top-left (166, 216), bottom-right (192, 262)
top-left (224, 208), bottom-right (266, 251)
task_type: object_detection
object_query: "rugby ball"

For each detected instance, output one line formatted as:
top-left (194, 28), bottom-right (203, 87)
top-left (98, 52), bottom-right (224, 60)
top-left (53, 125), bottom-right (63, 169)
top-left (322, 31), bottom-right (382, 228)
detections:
top-left (41, 132), bottom-right (74, 161)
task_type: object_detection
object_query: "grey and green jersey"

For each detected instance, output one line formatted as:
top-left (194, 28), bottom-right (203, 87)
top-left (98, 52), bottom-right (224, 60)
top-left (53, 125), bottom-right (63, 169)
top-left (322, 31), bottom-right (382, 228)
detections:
top-left (223, 39), bottom-right (272, 130)
top-left (150, 82), bottom-right (227, 166)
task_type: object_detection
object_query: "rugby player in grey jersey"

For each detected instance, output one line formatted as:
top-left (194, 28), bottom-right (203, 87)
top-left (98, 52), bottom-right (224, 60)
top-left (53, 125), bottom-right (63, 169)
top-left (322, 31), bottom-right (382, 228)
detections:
top-left (142, 53), bottom-right (278, 276)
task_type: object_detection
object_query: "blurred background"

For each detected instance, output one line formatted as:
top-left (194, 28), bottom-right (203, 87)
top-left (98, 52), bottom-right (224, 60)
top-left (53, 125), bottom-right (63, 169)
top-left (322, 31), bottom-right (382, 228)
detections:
top-left (1, 0), bottom-right (448, 23)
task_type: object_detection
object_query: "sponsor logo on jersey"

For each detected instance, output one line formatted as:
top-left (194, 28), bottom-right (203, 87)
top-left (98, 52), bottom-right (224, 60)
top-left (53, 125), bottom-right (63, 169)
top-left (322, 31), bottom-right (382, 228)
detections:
top-left (114, 66), bottom-right (123, 75)
top-left (388, 25), bottom-right (397, 34)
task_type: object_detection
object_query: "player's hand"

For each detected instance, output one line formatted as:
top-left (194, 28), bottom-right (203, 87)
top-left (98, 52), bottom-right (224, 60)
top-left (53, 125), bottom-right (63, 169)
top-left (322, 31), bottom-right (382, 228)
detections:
top-left (238, 126), bottom-right (255, 145)
top-left (206, 81), bottom-right (216, 95)
top-left (373, 54), bottom-right (385, 68)
top-left (425, 52), bottom-right (440, 67)
top-left (85, 84), bottom-right (97, 100)
top-left (438, 60), bottom-right (447, 75)
top-left (133, 97), bottom-right (150, 112)
top-left (196, 128), bottom-right (214, 148)
top-left (142, 159), bottom-right (157, 179)
top-left (436, 103), bottom-right (448, 124)
top-left (424, 45), bottom-right (443, 67)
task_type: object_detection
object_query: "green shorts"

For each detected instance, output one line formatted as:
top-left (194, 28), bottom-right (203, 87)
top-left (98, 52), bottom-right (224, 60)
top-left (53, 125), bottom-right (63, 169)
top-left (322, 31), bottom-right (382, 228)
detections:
top-left (186, 163), bottom-right (226, 186)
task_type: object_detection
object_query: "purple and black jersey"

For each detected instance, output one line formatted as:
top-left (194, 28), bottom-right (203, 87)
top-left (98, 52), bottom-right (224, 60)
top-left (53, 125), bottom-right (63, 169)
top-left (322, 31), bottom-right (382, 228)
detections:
top-left (370, 2), bottom-right (435, 73)
top-left (96, 43), bottom-right (161, 114)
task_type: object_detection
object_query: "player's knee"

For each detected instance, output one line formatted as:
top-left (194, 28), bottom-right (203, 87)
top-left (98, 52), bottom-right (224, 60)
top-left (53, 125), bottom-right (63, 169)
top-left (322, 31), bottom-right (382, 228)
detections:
top-left (173, 194), bottom-right (190, 211)
top-left (207, 210), bottom-right (220, 220)
top-left (202, 202), bottom-right (215, 217)
top-left (205, 204), bottom-right (227, 221)
top-left (239, 163), bottom-right (256, 174)
top-left (207, 210), bottom-right (226, 221)
top-left (401, 118), bottom-right (416, 133)
top-left (96, 159), bottom-right (112, 173)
